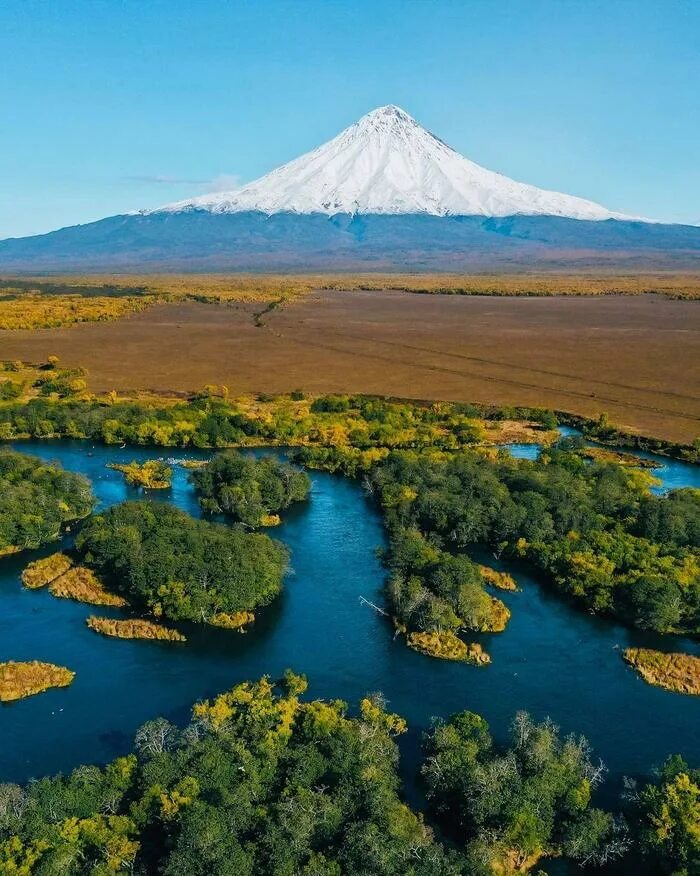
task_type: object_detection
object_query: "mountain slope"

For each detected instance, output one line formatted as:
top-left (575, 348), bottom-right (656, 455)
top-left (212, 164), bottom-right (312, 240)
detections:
top-left (2, 212), bottom-right (699, 272)
top-left (1, 104), bottom-right (698, 272)
top-left (150, 105), bottom-right (632, 221)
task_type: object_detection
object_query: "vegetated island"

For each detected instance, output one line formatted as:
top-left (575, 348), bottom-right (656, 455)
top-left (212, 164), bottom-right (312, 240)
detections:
top-left (107, 460), bottom-right (173, 489)
top-left (0, 448), bottom-right (93, 556)
top-left (191, 449), bottom-right (311, 526)
top-left (22, 554), bottom-right (127, 607)
top-left (75, 501), bottom-right (288, 626)
top-left (296, 426), bottom-right (700, 658)
top-left (406, 630), bottom-right (490, 664)
top-left (0, 661), bottom-right (74, 702)
top-left (478, 564), bottom-right (519, 591)
top-left (0, 670), bottom-right (664, 875)
top-left (623, 647), bottom-right (700, 696)
top-left (21, 552), bottom-right (73, 589)
top-left (86, 616), bottom-right (186, 642)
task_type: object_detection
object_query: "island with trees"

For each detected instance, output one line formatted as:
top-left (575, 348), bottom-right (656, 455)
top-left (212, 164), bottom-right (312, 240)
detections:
top-left (74, 501), bottom-right (288, 625)
top-left (0, 448), bottom-right (93, 555)
top-left (191, 450), bottom-right (310, 526)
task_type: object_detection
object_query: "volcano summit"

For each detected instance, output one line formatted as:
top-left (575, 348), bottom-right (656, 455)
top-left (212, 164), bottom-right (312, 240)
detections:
top-left (1, 105), bottom-right (698, 271)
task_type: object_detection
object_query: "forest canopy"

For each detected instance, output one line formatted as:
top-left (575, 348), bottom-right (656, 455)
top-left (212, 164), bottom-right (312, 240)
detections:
top-left (75, 501), bottom-right (288, 624)
top-left (297, 441), bottom-right (700, 638)
top-left (0, 673), bottom-right (691, 875)
top-left (0, 449), bottom-right (93, 554)
top-left (191, 451), bottom-right (310, 526)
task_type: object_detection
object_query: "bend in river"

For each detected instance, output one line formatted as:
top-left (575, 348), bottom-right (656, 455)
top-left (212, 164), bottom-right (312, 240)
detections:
top-left (1, 438), bottom-right (699, 822)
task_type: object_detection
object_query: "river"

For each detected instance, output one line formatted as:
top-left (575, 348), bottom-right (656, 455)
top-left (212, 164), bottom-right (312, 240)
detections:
top-left (1, 436), bottom-right (698, 873)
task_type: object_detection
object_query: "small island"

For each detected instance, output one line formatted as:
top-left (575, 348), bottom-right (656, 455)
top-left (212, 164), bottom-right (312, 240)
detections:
top-left (86, 616), bottom-right (186, 642)
top-left (0, 660), bottom-right (75, 702)
top-left (21, 552), bottom-right (74, 589)
top-left (75, 501), bottom-right (288, 626)
top-left (623, 647), bottom-right (700, 696)
top-left (48, 566), bottom-right (127, 607)
top-left (407, 630), bottom-right (490, 665)
top-left (478, 564), bottom-right (518, 591)
top-left (210, 610), bottom-right (255, 631)
top-left (22, 552), bottom-right (127, 606)
top-left (107, 460), bottom-right (173, 489)
top-left (191, 450), bottom-right (311, 526)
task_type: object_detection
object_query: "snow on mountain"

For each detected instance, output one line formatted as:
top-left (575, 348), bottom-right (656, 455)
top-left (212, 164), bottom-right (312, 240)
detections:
top-left (149, 105), bottom-right (635, 221)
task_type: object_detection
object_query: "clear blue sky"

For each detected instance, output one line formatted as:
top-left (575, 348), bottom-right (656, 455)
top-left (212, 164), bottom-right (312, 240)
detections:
top-left (1, 0), bottom-right (698, 238)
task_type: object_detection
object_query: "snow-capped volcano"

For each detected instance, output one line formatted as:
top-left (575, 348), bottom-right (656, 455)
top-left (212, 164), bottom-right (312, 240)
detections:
top-left (151, 104), bottom-right (631, 221)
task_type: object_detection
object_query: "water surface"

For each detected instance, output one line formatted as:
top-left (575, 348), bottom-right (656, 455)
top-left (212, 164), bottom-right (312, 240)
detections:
top-left (1, 438), bottom-right (698, 873)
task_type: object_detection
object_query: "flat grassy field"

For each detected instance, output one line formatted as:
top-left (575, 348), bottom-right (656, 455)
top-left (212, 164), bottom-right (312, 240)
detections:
top-left (2, 285), bottom-right (698, 444)
top-left (1, 271), bottom-right (700, 329)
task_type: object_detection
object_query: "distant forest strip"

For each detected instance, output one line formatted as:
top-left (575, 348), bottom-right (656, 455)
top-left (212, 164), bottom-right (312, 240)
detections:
top-left (1, 271), bottom-right (699, 328)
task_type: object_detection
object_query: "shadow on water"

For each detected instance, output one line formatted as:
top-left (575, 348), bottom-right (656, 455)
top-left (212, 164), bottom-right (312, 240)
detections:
top-left (2, 437), bottom-right (699, 875)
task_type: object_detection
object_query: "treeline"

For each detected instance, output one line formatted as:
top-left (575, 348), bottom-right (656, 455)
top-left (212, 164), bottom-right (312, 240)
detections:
top-left (296, 439), bottom-right (700, 636)
top-left (0, 392), bottom-right (555, 450)
top-left (75, 501), bottom-right (288, 624)
top-left (0, 449), bottom-right (93, 555)
top-left (192, 451), bottom-right (310, 525)
top-left (0, 674), bottom-right (695, 875)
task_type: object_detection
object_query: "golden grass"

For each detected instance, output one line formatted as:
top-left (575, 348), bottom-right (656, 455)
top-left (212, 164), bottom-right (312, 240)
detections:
top-left (478, 597), bottom-right (511, 633)
top-left (209, 611), bottom-right (255, 630)
top-left (623, 647), bottom-right (700, 695)
top-left (579, 446), bottom-right (661, 469)
top-left (482, 420), bottom-right (558, 446)
top-left (21, 552), bottom-right (74, 589)
top-left (0, 291), bottom-right (154, 329)
top-left (478, 565), bottom-right (519, 592)
top-left (107, 460), bottom-right (172, 488)
top-left (86, 616), bottom-right (186, 642)
top-left (48, 567), bottom-right (127, 607)
top-left (406, 630), bottom-right (491, 665)
top-left (0, 660), bottom-right (75, 702)
top-left (2, 271), bottom-right (699, 330)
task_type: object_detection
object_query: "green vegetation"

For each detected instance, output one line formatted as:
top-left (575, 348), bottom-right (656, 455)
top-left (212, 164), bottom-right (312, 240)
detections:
top-left (422, 709), bottom-right (629, 873)
top-left (0, 387), bottom-right (554, 451)
top-left (75, 501), bottom-right (288, 625)
top-left (5, 672), bottom-right (688, 874)
top-left (0, 673), bottom-right (462, 875)
top-left (191, 450), bottom-right (310, 526)
top-left (298, 438), bottom-right (700, 638)
top-left (0, 661), bottom-right (75, 702)
top-left (636, 755), bottom-right (700, 875)
top-left (0, 449), bottom-right (93, 555)
top-left (86, 616), bottom-right (186, 642)
top-left (624, 647), bottom-right (700, 696)
top-left (107, 460), bottom-right (173, 489)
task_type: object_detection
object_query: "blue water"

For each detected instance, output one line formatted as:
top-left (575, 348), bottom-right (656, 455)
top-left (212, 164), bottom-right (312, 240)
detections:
top-left (508, 425), bottom-right (700, 494)
top-left (1, 438), bottom-right (699, 874)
